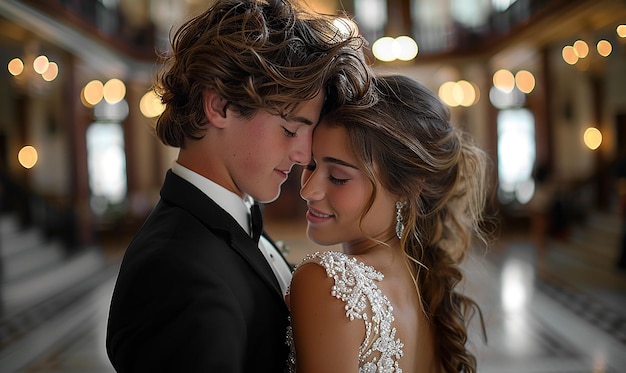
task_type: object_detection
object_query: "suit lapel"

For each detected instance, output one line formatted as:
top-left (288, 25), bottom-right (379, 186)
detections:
top-left (160, 170), bottom-right (284, 298)
top-left (261, 231), bottom-right (295, 271)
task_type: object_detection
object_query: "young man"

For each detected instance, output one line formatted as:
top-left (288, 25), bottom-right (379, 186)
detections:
top-left (105, 0), bottom-right (373, 371)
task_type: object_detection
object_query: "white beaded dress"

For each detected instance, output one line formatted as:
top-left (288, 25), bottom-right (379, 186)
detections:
top-left (286, 251), bottom-right (404, 373)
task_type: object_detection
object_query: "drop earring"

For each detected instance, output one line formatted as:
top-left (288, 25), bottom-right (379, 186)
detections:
top-left (395, 201), bottom-right (405, 239)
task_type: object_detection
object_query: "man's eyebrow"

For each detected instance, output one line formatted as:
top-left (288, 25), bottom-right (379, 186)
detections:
top-left (322, 156), bottom-right (359, 169)
top-left (283, 114), bottom-right (315, 126)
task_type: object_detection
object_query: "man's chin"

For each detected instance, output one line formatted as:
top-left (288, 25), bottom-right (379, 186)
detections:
top-left (251, 188), bottom-right (281, 204)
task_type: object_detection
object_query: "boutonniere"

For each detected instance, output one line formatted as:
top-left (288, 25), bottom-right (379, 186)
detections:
top-left (275, 240), bottom-right (289, 255)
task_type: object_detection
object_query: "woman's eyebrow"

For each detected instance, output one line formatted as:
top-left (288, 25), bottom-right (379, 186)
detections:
top-left (322, 156), bottom-right (358, 169)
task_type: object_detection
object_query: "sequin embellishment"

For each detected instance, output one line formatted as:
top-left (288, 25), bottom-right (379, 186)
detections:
top-left (286, 251), bottom-right (404, 372)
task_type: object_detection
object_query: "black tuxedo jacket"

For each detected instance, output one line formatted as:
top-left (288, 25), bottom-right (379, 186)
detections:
top-left (106, 170), bottom-right (290, 372)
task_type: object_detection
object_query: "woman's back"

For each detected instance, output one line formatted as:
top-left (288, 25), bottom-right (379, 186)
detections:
top-left (288, 251), bottom-right (441, 373)
top-left (374, 255), bottom-right (441, 373)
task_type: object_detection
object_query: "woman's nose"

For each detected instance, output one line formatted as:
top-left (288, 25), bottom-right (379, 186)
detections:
top-left (300, 172), bottom-right (324, 201)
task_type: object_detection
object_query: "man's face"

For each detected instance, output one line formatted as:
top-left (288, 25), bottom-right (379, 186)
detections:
top-left (220, 93), bottom-right (324, 203)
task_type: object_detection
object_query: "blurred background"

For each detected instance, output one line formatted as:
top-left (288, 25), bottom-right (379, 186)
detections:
top-left (1, 0), bottom-right (625, 371)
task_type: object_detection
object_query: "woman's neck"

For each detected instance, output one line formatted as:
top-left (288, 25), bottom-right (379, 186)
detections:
top-left (342, 231), bottom-right (405, 272)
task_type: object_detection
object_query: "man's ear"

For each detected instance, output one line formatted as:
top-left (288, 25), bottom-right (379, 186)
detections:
top-left (203, 89), bottom-right (229, 128)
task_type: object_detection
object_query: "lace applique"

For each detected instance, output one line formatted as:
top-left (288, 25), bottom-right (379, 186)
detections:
top-left (286, 251), bottom-right (404, 373)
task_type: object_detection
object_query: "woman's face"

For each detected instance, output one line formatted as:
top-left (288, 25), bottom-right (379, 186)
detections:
top-left (300, 121), bottom-right (397, 252)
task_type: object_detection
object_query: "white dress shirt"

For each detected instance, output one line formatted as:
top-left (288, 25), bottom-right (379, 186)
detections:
top-left (172, 162), bottom-right (292, 295)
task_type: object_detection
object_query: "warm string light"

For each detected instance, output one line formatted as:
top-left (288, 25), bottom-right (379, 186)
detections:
top-left (583, 127), bottom-right (602, 150)
top-left (9, 50), bottom-right (60, 169)
top-left (561, 25), bottom-right (626, 150)
top-left (81, 78), bottom-right (127, 107)
top-left (80, 79), bottom-right (165, 119)
top-left (561, 36), bottom-right (616, 65)
top-left (438, 80), bottom-right (479, 107)
top-left (372, 36), bottom-right (418, 62)
top-left (487, 69), bottom-right (535, 109)
top-left (140, 90), bottom-right (166, 118)
top-left (7, 55), bottom-right (59, 82)
top-left (18, 145), bottom-right (38, 169)
top-left (436, 69), bottom-right (535, 109)
top-left (493, 69), bottom-right (515, 93)
top-left (596, 40), bottom-right (612, 57)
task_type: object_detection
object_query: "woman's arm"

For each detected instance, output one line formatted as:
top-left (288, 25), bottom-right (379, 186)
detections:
top-left (289, 262), bottom-right (365, 373)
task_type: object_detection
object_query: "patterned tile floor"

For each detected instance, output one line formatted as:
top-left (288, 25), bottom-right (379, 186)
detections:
top-left (2, 218), bottom-right (626, 372)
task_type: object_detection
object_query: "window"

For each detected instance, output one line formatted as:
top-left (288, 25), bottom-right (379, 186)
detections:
top-left (497, 108), bottom-right (536, 204)
top-left (86, 99), bottom-right (128, 215)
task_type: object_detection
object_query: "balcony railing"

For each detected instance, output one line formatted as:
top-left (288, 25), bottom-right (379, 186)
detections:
top-left (19, 0), bottom-right (156, 61)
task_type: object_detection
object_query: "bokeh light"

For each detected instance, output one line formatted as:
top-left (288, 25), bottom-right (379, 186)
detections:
top-left (372, 37), bottom-right (397, 62)
top-left (583, 127), bottom-right (602, 150)
top-left (394, 36), bottom-right (418, 61)
top-left (140, 90), bottom-right (166, 118)
top-left (573, 40), bottom-right (589, 58)
top-left (42, 62), bottom-right (59, 81)
top-left (439, 81), bottom-right (459, 107)
top-left (83, 80), bottom-right (104, 106)
top-left (372, 36), bottom-right (418, 62)
top-left (33, 55), bottom-right (49, 74)
top-left (438, 80), bottom-right (478, 107)
top-left (596, 40), bottom-right (612, 57)
top-left (456, 80), bottom-right (477, 107)
top-left (103, 78), bottom-right (126, 104)
top-left (8, 58), bottom-right (24, 76)
top-left (493, 69), bottom-right (515, 93)
top-left (562, 45), bottom-right (578, 65)
top-left (333, 18), bottom-right (359, 37)
top-left (515, 70), bottom-right (535, 94)
top-left (18, 145), bottom-right (38, 169)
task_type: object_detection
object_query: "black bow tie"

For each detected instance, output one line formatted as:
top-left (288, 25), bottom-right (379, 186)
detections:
top-left (250, 203), bottom-right (263, 244)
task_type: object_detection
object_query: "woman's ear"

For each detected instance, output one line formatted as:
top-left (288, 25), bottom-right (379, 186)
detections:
top-left (203, 89), bottom-right (229, 128)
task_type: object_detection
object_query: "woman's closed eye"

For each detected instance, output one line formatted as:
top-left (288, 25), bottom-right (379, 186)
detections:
top-left (303, 160), bottom-right (349, 185)
top-left (329, 175), bottom-right (349, 185)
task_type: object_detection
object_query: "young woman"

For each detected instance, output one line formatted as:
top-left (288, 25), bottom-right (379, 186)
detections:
top-left (287, 75), bottom-right (492, 372)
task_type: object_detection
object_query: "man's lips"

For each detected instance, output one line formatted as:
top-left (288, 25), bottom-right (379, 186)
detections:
top-left (276, 169), bottom-right (290, 178)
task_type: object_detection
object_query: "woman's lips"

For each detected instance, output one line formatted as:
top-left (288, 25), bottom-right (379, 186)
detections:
top-left (305, 206), bottom-right (333, 223)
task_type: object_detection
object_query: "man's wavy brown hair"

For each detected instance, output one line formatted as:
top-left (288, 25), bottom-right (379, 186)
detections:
top-left (154, 0), bottom-right (374, 148)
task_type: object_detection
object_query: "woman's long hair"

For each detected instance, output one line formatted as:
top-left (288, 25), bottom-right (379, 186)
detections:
top-left (323, 74), bottom-right (495, 372)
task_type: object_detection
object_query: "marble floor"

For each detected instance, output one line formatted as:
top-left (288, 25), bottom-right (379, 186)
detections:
top-left (1, 214), bottom-right (626, 372)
